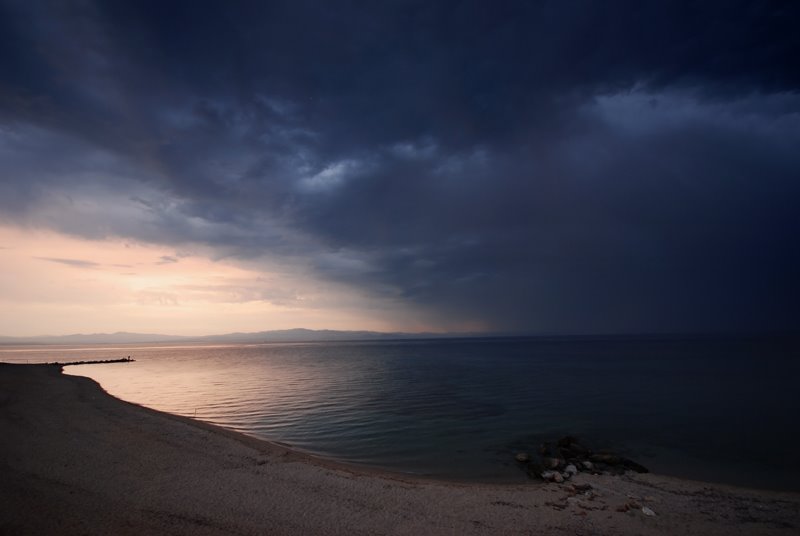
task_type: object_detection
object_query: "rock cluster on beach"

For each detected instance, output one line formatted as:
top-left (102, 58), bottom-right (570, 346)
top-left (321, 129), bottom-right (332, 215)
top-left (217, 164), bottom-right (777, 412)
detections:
top-left (515, 436), bottom-right (649, 483)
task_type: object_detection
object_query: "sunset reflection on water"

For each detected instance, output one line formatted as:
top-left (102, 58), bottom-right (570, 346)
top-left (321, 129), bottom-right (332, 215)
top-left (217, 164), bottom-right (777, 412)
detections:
top-left (2, 343), bottom-right (342, 437)
top-left (71, 345), bottom-right (344, 433)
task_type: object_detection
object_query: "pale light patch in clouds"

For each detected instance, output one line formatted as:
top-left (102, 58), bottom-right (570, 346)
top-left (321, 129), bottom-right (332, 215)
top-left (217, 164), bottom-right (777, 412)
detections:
top-left (0, 225), bottom-right (409, 336)
top-left (299, 159), bottom-right (364, 193)
top-left (588, 89), bottom-right (800, 137)
top-left (390, 138), bottom-right (438, 161)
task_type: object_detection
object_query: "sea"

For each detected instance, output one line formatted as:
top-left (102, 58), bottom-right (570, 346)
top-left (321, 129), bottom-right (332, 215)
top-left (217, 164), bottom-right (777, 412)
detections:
top-left (2, 335), bottom-right (798, 491)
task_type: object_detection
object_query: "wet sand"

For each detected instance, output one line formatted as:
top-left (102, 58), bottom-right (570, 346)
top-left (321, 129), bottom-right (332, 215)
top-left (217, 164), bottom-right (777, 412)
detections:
top-left (1, 363), bottom-right (798, 535)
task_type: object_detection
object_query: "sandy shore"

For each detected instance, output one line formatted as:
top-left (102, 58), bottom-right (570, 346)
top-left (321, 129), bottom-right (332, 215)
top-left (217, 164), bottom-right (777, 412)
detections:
top-left (1, 364), bottom-right (798, 535)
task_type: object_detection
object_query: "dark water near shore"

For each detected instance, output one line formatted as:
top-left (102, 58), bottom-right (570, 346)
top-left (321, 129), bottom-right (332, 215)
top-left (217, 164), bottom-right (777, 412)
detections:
top-left (2, 335), bottom-right (799, 490)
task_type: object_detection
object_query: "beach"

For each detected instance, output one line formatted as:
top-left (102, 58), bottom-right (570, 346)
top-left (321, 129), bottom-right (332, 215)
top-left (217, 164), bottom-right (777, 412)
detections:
top-left (1, 364), bottom-right (798, 535)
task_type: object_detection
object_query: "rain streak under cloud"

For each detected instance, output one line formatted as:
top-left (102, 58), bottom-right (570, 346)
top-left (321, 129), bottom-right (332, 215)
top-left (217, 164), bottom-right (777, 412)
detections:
top-left (0, 0), bottom-right (799, 336)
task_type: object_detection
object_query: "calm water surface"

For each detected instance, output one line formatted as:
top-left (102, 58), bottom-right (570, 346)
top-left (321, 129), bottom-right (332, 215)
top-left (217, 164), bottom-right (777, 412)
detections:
top-left (2, 336), bottom-right (798, 490)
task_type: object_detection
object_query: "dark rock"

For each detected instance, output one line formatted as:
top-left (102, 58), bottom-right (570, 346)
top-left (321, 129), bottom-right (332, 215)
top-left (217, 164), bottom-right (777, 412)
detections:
top-left (616, 500), bottom-right (642, 513)
top-left (557, 436), bottom-right (579, 448)
top-left (515, 452), bottom-right (530, 463)
top-left (539, 442), bottom-right (560, 458)
top-left (567, 442), bottom-right (590, 456)
top-left (590, 453), bottom-right (622, 465)
top-left (557, 437), bottom-right (590, 456)
top-left (541, 470), bottom-right (565, 483)
top-left (621, 458), bottom-right (649, 473)
top-left (525, 462), bottom-right (544, 479)
top-left (542, 456), bottom-right (563, 469)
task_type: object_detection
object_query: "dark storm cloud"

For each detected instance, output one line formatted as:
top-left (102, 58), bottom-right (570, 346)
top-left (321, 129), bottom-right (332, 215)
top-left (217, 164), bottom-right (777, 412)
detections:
top-left (1, 0), bottom-right (798, 332)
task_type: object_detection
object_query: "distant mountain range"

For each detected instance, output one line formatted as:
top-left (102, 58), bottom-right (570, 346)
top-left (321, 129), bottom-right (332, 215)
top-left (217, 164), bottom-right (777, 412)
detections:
top-left (0, 328), bottom-right (464, 345)
top-left (3, 329), bottom-right (793, 346)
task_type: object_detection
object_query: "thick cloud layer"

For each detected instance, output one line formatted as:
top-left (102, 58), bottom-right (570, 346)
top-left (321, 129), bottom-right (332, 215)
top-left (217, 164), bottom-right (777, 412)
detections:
top-left (1, 0), bottom-right (798, 333)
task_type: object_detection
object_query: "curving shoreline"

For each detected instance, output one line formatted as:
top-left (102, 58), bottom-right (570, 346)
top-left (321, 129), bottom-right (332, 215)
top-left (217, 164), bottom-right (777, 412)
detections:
top-left (1, 363), bottom-right (798, 535)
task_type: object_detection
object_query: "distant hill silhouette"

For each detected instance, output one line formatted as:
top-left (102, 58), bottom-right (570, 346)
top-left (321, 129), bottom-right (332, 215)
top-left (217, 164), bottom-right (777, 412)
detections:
top-left (0, 328), bottom-right (461, 345)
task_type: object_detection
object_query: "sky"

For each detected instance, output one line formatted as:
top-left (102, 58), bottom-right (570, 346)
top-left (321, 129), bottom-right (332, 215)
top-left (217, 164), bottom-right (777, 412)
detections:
top-left (0, 0), bottom-right (798, 337)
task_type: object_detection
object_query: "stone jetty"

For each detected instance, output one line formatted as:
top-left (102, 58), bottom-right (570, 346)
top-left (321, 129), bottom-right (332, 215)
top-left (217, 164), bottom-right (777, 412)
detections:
top-left (48, 357), bottom-right (136, 367)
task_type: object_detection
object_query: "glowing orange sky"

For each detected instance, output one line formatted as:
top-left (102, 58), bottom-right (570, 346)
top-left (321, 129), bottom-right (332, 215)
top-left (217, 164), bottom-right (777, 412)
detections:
top-left (0, 225), bottom-right (457, 337)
